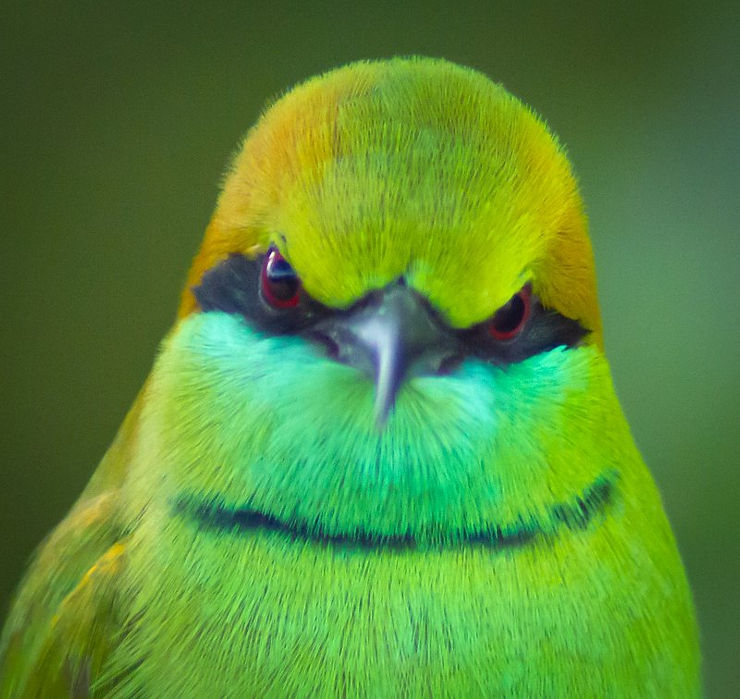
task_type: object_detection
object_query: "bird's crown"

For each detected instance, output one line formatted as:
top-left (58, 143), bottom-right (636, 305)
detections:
top-left (179, 57), bottom-right (600, 339)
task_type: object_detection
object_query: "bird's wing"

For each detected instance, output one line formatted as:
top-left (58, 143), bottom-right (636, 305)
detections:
top-left (0, 392), bottom-right (144, 697)
top-left (0, 497), bottom-right (128, 697)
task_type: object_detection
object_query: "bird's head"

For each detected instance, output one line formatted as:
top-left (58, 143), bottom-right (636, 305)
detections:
top-left (145, 58), bottom-right (625, 548)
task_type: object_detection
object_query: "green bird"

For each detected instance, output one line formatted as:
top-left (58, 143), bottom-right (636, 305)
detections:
top-left (1, 57), bottom-right (700, 696)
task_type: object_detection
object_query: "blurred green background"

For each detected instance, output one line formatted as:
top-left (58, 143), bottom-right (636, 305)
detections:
top-left (1, 1), bottom-right (738, 695)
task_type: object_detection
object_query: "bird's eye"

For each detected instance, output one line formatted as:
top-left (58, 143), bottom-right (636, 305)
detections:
top-left (260, 246), bottom-right (301, 309)
top-left (488, 285), bottom-right (531, 341)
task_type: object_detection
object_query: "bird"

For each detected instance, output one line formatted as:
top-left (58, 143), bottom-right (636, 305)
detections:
top-left (0, 57), bottom-right (700, 697)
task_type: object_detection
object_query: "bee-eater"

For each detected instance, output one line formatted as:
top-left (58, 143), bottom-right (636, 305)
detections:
top-left (1, 57), bottom-right (700, 697)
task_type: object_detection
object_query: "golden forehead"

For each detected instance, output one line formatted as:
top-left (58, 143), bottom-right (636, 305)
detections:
top-left (181, 58), bottom-right (600, 336)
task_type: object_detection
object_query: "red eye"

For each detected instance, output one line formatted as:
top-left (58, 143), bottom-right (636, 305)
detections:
top-left (488, 285), bottom-right (531, 341)
top-left (260, 246), bottom-right (301, 308)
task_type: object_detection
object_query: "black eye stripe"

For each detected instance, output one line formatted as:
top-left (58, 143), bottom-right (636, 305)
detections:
top-left (193, 253), bottom-right (589, 360)
top-left (460, 297), bottom-right (588, 363)
top-left (193, 253), bottom-right (331, 334)
top-left (192, 254), bottom-right (258, 317)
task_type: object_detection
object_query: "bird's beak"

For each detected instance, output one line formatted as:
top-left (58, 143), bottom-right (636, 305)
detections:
top-left (309, 282), bottom-right (461, 429)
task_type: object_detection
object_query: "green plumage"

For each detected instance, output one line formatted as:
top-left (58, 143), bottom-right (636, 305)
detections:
top-left (0, 58), bottom-right (699, 697)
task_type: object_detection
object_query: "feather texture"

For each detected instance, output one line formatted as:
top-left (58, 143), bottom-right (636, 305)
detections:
top-left (0, 57), bottom-right (699, 697)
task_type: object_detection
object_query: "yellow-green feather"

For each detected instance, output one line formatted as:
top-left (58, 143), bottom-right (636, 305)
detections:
top-left (1, 57), bottom-right (699, 697)
top-left (182, 57), bottom-right (599, 337)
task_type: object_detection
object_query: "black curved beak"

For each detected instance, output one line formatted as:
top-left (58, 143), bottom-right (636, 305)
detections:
top-left (309, 282), bottom-right (461, 429)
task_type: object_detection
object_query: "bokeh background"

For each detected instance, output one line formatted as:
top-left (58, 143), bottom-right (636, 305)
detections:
top-left (2, 2), bottom-right (738, 695)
